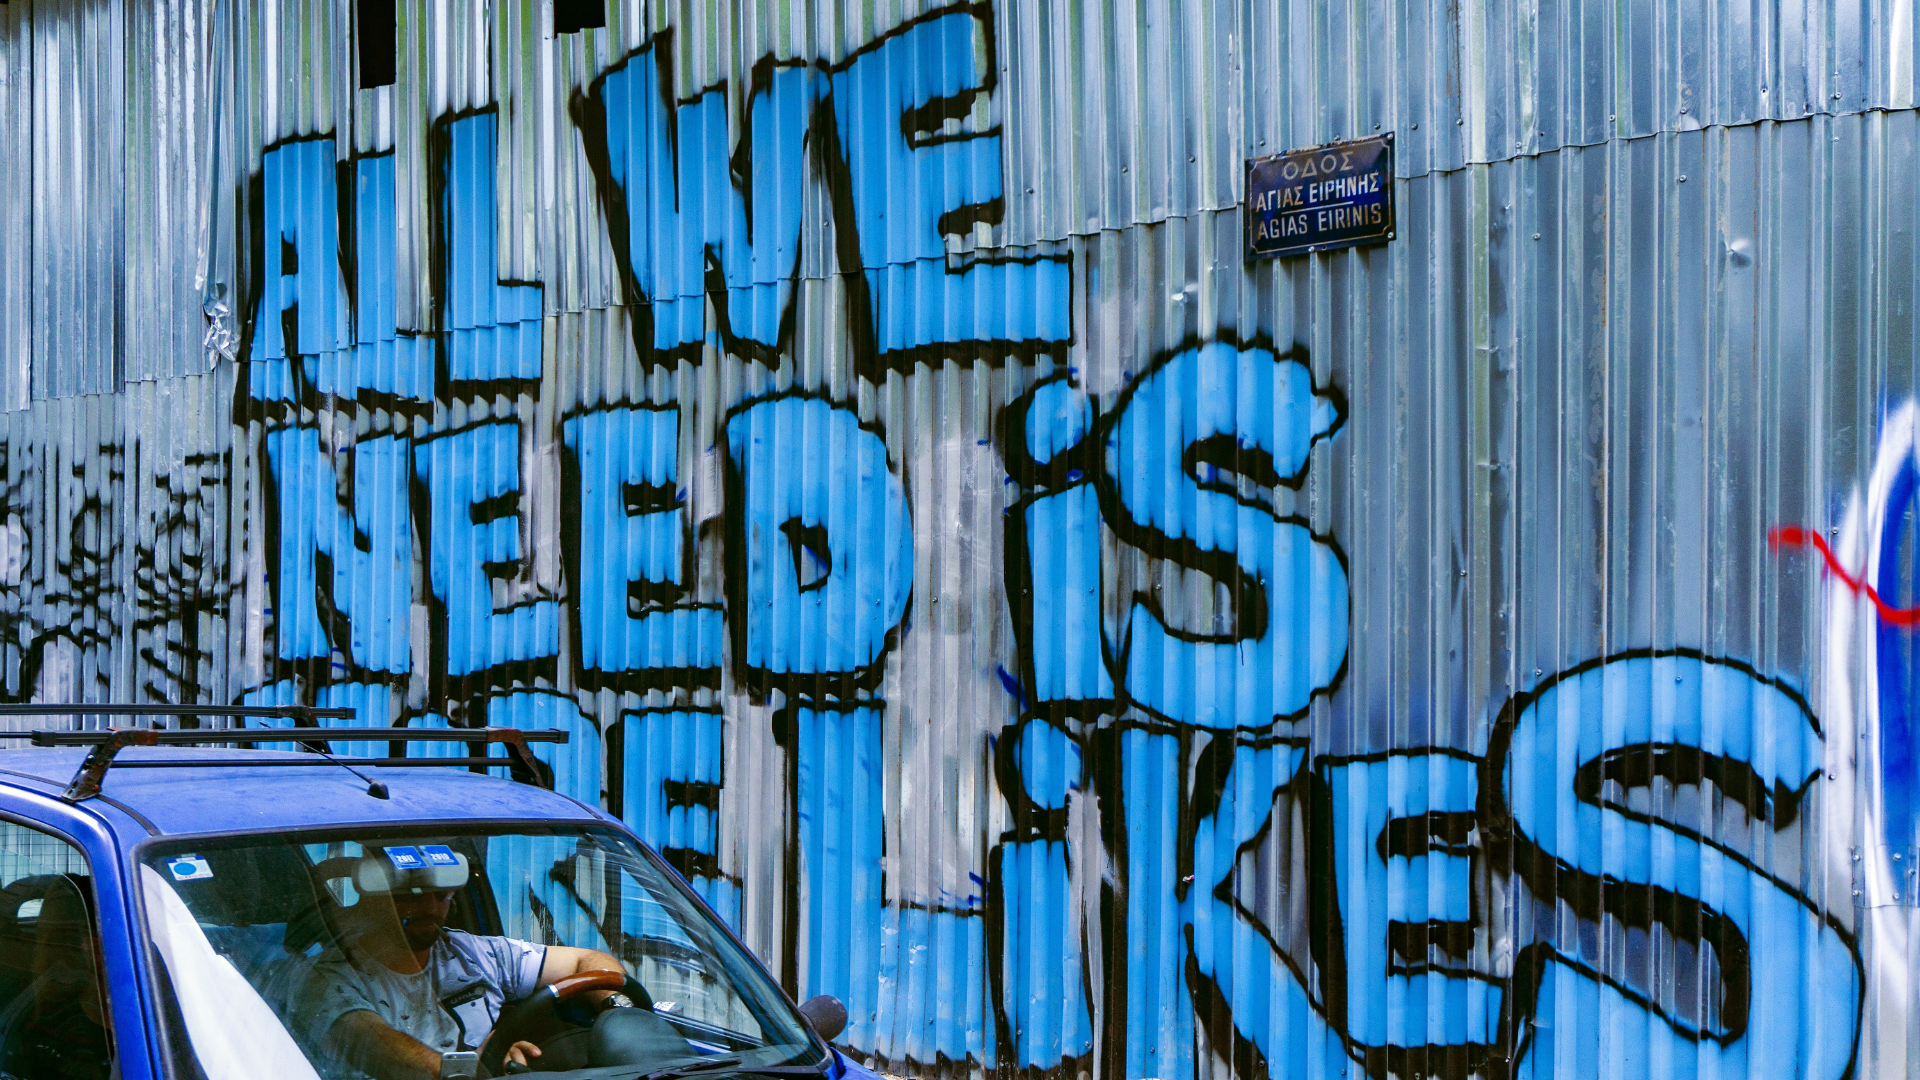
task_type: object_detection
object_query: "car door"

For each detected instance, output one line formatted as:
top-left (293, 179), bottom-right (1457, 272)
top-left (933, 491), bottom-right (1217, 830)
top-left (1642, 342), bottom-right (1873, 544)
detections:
top-left (0, 787), bottom-right (152, 1080)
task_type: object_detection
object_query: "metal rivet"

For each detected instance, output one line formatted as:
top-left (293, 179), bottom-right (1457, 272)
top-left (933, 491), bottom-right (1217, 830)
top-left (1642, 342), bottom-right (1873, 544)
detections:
top-left (1532, 233), bottom-right (1541, 240)
top-left (1678, 174), bottom-right (1688, 182)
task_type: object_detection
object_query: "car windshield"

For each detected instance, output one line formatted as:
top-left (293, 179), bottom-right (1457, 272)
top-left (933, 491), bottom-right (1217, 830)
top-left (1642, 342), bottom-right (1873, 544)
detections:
top-left (137, 824), bottom-right (819, 1080)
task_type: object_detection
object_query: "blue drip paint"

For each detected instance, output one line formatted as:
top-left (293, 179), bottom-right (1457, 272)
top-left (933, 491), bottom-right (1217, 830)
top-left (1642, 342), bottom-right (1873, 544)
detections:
top-left (1878, 460), bottom-right (1920, 849)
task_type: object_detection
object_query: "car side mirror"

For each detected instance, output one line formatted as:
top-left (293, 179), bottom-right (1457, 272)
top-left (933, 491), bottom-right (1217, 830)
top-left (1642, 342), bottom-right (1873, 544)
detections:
top-left (797, 995), bottom-right (848, 1042)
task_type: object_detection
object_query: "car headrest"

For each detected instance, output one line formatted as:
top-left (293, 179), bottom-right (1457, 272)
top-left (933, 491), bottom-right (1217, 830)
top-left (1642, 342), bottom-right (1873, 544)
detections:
top-left (354, 845), bottom-right (470, 895)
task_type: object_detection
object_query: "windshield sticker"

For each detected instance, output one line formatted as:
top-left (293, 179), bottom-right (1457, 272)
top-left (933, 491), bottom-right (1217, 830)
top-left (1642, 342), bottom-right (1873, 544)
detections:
top-left (420, 844), bottom-right (460, 867)
top-left (384, 845), bottom-right (426, 870)
top-left (166, 855), bottom-right (213, 881)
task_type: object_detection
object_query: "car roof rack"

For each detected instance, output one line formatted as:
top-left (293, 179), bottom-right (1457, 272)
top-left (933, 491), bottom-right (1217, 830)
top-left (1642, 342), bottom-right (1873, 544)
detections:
top-left (0, 704), bottom-right (568, 802)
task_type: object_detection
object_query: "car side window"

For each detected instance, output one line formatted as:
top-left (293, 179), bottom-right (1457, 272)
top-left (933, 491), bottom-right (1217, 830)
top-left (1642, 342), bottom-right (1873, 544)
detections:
top-left (0, 818), bottom-right (114, 1080)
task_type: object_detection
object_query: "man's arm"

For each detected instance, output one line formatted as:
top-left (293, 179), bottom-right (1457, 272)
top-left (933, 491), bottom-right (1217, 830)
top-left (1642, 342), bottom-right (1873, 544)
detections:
top-left (329, 1009), bottom-right (442, 1080)
top-left (536, 945), bottom-right (624, 987)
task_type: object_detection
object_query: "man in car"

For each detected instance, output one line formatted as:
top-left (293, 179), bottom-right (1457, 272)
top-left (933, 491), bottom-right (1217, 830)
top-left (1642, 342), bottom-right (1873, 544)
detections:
top-left (291, 846), bottom-right (623, 1080)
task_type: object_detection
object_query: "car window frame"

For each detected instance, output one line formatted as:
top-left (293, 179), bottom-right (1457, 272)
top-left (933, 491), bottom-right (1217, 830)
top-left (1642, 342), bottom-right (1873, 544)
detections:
top-left (128, 816), bottom-right (830, 1078)
top-left (0, 789), bottom-right (155, 1080)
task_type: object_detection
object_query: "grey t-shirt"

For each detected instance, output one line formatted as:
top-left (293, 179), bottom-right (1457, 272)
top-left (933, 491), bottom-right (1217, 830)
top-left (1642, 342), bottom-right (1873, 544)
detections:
top-left (292, 930), bottom-right (547, 1075)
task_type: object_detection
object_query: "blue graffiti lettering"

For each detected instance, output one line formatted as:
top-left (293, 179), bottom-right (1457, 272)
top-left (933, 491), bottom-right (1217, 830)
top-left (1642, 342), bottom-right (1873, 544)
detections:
top-left (831, 11), bottom-right (1069, 355)
top-left (1107, 341), bottom-right (1348, 729)
top-left (991, 719), bottom-right (1092, 1069)
top-left (1012, 376), bottom-right (1110, 705)
top-left (1321, 752), bottom-right (1500, 1067)
top-left (790, 700), bottom-right (987, 1065)
top-left (263, 430), bottom-right (413, 673)
top-left (563, 407), bottom-right (722, 687)
top-left (415, 423), bottom-right (558, 679)
top-left (442, 114), bottom-right (543, 382)
top-left (623, 706), bottom-right (740, 926)
top-left (1489, 652), bottom-right (1859, 1079)
top-left (724, 396), bottom-right (912, 691)
top-left (250, 142), bottom-right (435, 402)
top-left (588, 42), bottom-right (815, 356)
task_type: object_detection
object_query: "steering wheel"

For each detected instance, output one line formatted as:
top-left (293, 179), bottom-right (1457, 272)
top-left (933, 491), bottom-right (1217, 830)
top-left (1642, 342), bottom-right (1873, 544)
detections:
top-left (478, 970), bottom-right (635, 1076)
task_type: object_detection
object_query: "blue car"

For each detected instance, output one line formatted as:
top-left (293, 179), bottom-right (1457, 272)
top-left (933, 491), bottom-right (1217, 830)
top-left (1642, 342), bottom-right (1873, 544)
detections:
top-left (0, 709), bottom-right (862, 1080)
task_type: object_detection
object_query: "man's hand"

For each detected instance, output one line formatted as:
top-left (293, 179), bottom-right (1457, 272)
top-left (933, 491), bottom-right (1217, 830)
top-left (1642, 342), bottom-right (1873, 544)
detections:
top-left (503, 1040), bottom-right (543, 1067)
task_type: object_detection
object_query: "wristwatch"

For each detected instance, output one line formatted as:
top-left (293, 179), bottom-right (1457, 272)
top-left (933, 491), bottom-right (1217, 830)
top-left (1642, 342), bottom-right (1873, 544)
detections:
top-left (604, 992), bottom-right (635, 1009)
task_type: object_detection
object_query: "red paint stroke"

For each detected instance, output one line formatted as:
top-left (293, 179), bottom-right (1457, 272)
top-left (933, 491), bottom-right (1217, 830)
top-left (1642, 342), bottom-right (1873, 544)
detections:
top-left (1769, 525), bottom-right (1920, 626)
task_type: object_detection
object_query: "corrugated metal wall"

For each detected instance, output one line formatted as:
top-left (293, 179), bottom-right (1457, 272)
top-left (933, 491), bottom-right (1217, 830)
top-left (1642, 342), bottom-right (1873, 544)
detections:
top-left (5, 1), bottom-right (1920, 1077)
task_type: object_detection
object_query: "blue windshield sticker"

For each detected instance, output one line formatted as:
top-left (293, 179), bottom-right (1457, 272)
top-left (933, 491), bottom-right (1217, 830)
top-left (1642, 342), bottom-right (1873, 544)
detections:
top-left (167, 855), bottom-right (213, 882)
top-left (420, 844), bottom-right (460, 867)
top-left (384, 845), bottom-right (426, 870)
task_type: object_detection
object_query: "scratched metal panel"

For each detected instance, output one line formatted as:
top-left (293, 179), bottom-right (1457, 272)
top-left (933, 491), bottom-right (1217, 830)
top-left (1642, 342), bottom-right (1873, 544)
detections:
top-left (0, 0), bottom-right (30, 411)
top-left (995, 0), bottom-right (1920, 243)
top-left (30, 0), bottom-right (125, 399)
top-left (124, 0), bottom-right (219, 382)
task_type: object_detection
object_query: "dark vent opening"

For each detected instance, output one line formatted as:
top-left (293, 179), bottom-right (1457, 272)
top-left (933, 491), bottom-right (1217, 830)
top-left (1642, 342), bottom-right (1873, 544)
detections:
top-left (554, 0), bottom-right (606, 33)
top-left (356, 0), bottom-right (397, 89)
